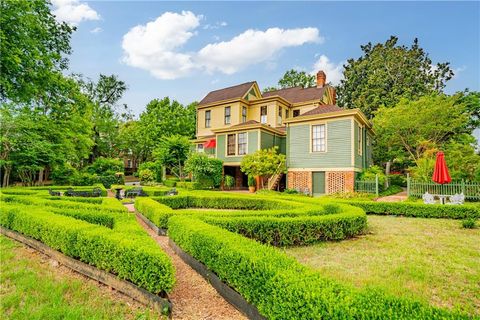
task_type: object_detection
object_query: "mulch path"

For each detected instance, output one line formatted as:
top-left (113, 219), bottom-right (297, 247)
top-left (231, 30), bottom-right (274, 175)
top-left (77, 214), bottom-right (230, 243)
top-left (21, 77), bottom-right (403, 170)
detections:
top-left (135, 214), bottom-right (247, 320)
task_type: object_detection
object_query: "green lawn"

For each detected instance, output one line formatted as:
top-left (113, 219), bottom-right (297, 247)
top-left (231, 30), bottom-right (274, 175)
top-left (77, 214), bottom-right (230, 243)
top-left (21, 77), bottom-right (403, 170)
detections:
top-left (0, 235), bottom-right (162, 320)
top-left (285, 215), bottom-right (480, 316)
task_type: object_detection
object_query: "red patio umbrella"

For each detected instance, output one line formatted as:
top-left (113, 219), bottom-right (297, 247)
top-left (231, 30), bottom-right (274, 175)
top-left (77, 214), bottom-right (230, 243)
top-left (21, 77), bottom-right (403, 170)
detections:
top-left (204, 139), bottom-right (216, 149)
top-left (432, 151), bottom-right (451, 184)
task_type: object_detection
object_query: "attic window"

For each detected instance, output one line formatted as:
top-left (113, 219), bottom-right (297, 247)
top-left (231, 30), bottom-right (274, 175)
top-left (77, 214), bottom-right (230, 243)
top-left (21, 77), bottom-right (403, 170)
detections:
top-left (293, 110), bottom-right (300, 117)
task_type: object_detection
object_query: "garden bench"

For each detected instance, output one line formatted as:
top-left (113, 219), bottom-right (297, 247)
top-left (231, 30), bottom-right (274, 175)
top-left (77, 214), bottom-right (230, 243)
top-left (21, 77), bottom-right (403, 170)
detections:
top-left (48, 188), bottom-right (61, 196)
top-left (64, 188), bottom-right (102, 197)
top-left (166, 188), bottom-right (178, 196)
top-left (125, 187), bottom-right (147, 198)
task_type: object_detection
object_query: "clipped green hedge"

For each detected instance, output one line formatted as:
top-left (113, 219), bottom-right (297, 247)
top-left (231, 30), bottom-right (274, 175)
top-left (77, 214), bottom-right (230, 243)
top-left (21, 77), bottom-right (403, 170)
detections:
top-left (342, 200), bottom-right (480, 219)
top-left (135, 197), bottom-right (174, 229)
top-left (203, 211), bottom-right (367, 246)
top-left (0, 201), bottom-right (175, 294)
top-left (153, 195), bottom-right (293, 210)
top-left (176, 181), bottom-right (202, 190)
top-left (163, 179), bottom-right (177, 188)
top-left (168, 216), bottom-right (467, 319)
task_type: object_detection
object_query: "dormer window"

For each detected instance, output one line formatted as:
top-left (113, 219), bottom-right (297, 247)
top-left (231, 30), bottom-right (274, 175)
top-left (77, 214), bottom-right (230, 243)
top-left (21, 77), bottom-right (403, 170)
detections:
top-left (260, 106), bottom-right (267, 124)
top-left (205, 110), bottom-right (211, 128)
top-left (242, 106), bottom-right (247, 123)
top-left (224, 106), bottom-right (231, 125)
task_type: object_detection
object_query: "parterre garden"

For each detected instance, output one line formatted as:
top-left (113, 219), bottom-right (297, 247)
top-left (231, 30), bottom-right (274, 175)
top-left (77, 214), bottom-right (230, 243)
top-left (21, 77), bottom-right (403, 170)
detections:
top-left (1, 186), bottom-right (479, 319)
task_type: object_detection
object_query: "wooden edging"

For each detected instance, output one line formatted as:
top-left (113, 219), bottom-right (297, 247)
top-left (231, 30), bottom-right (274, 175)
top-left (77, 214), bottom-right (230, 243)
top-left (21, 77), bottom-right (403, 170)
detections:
top-left (136, 212), bottom-right (167, 235)
top-left (0, 227), bottom-right (171, 316)
top-left (168, 239), bottom-right (266, 320)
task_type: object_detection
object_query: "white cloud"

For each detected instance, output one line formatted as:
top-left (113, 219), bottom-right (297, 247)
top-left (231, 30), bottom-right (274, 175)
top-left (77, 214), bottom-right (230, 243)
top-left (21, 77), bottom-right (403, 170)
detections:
top-left (90, 27), bottom-right (102, 34)
top-left (452, 66), bottom-right (466, 79)
top-left (121, 11), bottom-right (201, 79)
top-left (51, 0), bottom-right (100, 25)
top-left (198, 28), bottom-right (322, 74)
top-left (203, 21), bottom-right (228, 30)
top-left (311, 55), bottom-right (344, 85)
top-left (122, 12), bottom-right (322, 80)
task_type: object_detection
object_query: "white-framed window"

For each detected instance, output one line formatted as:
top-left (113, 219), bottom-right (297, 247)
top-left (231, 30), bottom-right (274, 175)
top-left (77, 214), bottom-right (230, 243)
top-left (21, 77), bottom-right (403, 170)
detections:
top-left (224, 106), bottom-right (231, 125)
top-left (227, 134), bottom-right (236, 156)
top-left (197, 143), bottom-right (204, 153)
top-left (205, 110), bottom-right (211, 128)
top-left (358, 126), bottom-right (363, 155)
top-left (127, 159), bottom-right (132, 168)
top-left (260, 106), bottom-right (267, 124)
top-left (242, 106), bottom-right (247, 123)
top-left (238, 132), bottom-right (247, 155)
top-left (312, 124), bottom-right (326, 152)
top-left (277, 106), bottom-right (282, 125)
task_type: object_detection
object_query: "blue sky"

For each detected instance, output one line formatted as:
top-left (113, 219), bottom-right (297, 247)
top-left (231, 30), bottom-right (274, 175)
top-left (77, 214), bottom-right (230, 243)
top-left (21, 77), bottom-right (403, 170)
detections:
top-left (53, 1), bottom-right (480, 117)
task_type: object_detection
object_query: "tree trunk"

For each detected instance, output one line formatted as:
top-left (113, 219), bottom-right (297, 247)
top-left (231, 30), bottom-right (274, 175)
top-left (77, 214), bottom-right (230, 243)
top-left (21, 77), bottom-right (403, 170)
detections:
top-left (2, 166), bottom-right (11, 187)
top-left (38, 167), bottom-right (44, 186)
top-left (385, 161), bottom-right (391, 188)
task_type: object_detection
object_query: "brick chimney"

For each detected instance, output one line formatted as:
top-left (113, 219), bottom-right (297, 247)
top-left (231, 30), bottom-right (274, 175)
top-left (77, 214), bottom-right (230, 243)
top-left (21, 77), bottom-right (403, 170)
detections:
top-left (316, 71), bottom-right (326, 88)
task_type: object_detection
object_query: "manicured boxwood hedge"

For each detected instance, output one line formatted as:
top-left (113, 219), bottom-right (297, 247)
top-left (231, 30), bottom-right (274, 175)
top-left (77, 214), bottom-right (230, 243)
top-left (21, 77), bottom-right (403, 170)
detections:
top-left (341, 200), bottom-right (480, 219)
top-left (168, 216), bottom-right (467, 319)
top-left (0, 197), bottom-right (175, 294)
top-left (203, 211), bottom-right (367, 246)
top-left (135, 197), bottom-right (174, 229)
top-left (153, 195), bottom-right (294, 210)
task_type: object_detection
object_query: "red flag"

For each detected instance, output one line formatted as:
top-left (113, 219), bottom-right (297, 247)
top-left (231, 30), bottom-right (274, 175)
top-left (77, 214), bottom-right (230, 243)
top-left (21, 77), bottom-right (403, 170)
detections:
top-left (432, 152), bottom-right (451, 184)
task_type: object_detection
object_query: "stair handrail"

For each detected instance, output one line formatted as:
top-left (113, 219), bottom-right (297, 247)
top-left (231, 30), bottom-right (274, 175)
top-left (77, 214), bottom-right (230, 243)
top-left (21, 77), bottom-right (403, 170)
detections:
top-left (268, 163), bottom-right (284, 190)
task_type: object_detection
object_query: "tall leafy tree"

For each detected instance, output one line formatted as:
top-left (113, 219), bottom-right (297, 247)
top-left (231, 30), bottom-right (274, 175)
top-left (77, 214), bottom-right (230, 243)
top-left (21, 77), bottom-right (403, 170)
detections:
top-left (337, 36), bottom-right (454, 118)
top-left (76, 74), bottom-right (128, 160)
top-left (138, 97), bottom-right (196, 158)
top-left (373, 95), bottom-right (470, 172)
top-left (0, 0), bottom-right (74, 108)
top-left (154, 135), bottom-right (191, 180)
top-left (263, 70), bottom-right (316, 92)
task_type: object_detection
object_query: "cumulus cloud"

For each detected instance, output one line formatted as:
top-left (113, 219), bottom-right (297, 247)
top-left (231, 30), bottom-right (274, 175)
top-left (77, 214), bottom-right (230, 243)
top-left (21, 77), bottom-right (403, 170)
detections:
top-left (312, 55), bottom-right (344, 85)
top-left (121, 11), bottom-right (201, 79)
top-left (198, 28), bottom-right (322, 74)
top-left (51, 0), bottom-right (100, 25)
top-left (121, 11), bottom-right (322, 79)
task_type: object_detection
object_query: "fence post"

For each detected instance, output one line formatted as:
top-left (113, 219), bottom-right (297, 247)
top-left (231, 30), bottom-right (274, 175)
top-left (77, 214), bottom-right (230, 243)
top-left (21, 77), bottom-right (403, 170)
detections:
top-left (406, 173), bottom-right (410, 197)
top-left (375, 174), bottom-right (379, 197)
top-left (461, 179), bottom-right (465, 195)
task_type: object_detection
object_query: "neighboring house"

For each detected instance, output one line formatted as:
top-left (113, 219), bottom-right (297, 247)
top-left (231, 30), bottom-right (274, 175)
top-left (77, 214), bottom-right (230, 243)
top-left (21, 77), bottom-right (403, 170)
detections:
top-left (194, 71), bottom-right (373, 195)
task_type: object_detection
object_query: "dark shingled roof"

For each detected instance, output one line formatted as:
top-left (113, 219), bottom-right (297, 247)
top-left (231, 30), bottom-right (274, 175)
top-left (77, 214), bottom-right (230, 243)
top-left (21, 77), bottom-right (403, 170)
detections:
top-left (263, 86), bottom-right (327, 103)
top-left (300, 105), bottom-right (343, 116)
top-left (199, 82), bottom-right (255, 106)
top-left (230, 120), bottom-right (259, 127)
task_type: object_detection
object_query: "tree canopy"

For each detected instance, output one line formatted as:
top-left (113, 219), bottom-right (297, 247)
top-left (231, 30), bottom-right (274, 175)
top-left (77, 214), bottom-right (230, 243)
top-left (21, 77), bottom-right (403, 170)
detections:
top-left (263, 70), bottom-right (316, 92)
top-left (337, 36), bottom-right (454, 118)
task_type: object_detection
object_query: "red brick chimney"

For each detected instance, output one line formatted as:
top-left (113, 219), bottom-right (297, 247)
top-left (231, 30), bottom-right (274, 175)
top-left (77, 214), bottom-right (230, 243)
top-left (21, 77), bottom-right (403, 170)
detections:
top-left (316, 70), bottom-right (326, 88)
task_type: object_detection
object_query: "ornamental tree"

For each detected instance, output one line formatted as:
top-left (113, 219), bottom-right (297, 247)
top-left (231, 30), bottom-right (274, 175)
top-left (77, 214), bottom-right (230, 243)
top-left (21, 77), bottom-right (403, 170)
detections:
top-left (240, 147), bottom-right (286, 188)
top-left (185, 152), bottom-right (223, 188)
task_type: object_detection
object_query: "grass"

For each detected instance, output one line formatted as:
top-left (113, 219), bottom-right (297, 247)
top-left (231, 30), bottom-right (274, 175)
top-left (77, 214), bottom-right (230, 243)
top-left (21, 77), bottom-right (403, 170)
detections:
top-left (0, 235), bottom-right (163, 320)
top-left (285, 215), bottom-right (480, 316)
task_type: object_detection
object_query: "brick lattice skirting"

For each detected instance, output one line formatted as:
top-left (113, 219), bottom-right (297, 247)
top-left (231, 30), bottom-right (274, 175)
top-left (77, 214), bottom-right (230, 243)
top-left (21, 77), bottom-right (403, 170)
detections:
top-left (287, 171), bottom-right (312, 192)
top-left (326, 171), bottom-right (354, 193)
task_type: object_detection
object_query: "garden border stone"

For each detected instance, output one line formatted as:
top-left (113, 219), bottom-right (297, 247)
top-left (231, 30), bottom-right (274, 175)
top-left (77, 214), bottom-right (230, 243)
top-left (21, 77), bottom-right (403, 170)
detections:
top-left (0, 227), bottom-right (171, 316)
top-left (168, 238), bottom-right (266, 320)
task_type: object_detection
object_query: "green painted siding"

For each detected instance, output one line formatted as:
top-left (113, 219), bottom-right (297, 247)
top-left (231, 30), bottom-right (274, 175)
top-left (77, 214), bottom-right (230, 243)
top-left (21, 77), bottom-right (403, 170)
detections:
top-left (216, 131), bottom-right (258, 163)
top-left (354, 122), bottom-right (363, 169)
top-left (287, 119), bottom-right (352, 168)
top-left (260, 131), bottom-right (286, 155)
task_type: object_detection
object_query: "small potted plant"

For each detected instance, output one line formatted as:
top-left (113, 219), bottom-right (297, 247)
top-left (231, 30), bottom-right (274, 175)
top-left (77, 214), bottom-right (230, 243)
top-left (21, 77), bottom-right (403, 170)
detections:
top-left (248, 175), bottom-right (256, 193)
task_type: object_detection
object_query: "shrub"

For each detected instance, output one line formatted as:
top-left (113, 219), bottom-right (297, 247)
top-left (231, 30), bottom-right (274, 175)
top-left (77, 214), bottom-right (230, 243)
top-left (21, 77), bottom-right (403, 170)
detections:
top-left (358, 165), bottom-right (386, 186)
top-left (341, 200), bottom-right (479, 219)
top-left (86, 157), bottom-right (124, 176)
top-left (51, 163), bottom-right (78, 185)
top-left (0, 201), bottom-right (174, 294)
top-left (138, 161), bottom-right (163, 182)
top-left (283, 188), bottom-right (299, 194)
top-left (176, 181), bottom-right (201, 190)
top-left (378, 185), bottom-right (403, 197)
top-left (71, 172), bottom-right (100, 186)
top-left (168, 216), bottom-right (464, 319)
top-left (163, 179), bottom-right (177, 187)
top-left (389, 173), bottom-right (407, 187)
top-left (185, 153), bottom-right (223, 188)
top-left (224, 175), bottom-right (235, 189)
top-left (139, 169), bottom-right (155, 183)
top-left (135, 197), bottom-right (174, 229)
top-left (461, 218), bottom-right (477, 229)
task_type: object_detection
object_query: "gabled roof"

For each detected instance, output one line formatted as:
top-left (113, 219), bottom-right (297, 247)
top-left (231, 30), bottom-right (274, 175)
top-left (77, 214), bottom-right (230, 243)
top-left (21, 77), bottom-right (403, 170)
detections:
top-left (230, 120), bottom-right (259, 127)
top-left (198, 82), bottom-right (256, 106)
top-left (262, 86), bottom-right (327, 104)
top-left (300, 105), bottom-right (343, 116)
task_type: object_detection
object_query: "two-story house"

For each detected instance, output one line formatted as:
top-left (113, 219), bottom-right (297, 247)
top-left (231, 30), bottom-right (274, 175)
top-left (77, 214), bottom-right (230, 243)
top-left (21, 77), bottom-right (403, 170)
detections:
top-left (193, 71), bottom-right (373, 195)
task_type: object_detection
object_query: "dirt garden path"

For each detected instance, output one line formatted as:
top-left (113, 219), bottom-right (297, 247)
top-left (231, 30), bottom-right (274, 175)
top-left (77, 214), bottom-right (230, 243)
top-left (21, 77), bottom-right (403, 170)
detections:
top-left (122, 202), bottom-right (246, 320)
top-left (375, 188), bottom-right (408, 202)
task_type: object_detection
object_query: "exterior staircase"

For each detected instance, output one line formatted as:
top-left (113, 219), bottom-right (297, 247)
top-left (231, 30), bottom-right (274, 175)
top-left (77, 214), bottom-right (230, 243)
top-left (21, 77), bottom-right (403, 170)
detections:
top-left (267, 164), bottom-right (284, 190)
